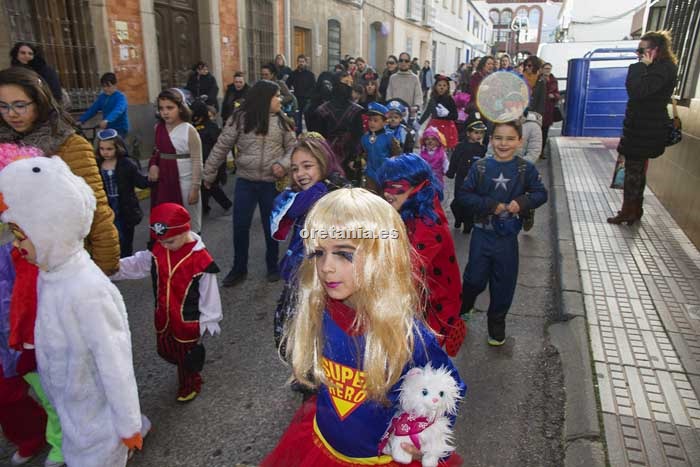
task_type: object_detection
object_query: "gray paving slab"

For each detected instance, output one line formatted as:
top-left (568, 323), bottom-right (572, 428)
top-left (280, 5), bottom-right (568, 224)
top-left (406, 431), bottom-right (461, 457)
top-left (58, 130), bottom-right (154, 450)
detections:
top-left (554, 136), bottom-right (700, 466)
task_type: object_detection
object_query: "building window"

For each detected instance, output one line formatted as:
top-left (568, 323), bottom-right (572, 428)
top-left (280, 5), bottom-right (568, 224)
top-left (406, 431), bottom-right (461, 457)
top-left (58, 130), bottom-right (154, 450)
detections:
top-left (5, 0), bottom-right (100, 111)
top-left (663, 0), bottom-right (700, 98)
top-left (528, 8), bottom-right (540, 42)
top-left (246, 0), bottom-right (274, 83)
top-left (489, 9), bottom-right (499, 25)
top-left (327, 20), bottom-right (341, 70)
top-left (443, 0), bottom-right (448, 10)
top-left (500, 9), bottom-right (512, 26)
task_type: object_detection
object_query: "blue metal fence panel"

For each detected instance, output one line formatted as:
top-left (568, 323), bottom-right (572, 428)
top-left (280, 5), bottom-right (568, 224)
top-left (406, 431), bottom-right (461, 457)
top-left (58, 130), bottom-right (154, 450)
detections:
top-left (563, 49), bottom-right (638, 137)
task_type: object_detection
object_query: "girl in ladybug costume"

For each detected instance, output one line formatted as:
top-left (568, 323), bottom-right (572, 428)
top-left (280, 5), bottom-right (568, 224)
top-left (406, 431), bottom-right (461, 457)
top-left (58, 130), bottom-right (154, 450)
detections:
top-left (378, 154), bottom-right (466, 356)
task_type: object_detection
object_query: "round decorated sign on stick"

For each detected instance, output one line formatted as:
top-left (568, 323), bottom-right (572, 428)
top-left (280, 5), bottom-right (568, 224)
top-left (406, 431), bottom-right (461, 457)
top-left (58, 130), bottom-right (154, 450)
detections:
top-left (476, 71), bottom-right (530, 123)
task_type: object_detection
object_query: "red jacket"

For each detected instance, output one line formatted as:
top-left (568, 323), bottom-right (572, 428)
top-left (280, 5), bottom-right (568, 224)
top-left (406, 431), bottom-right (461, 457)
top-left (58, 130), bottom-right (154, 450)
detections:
top-left (543, 74), bottom-right (561, 128)
top-left (406, 201), bottom-right (465, 356)
top-left (152, 241), bottom-right (218, 343)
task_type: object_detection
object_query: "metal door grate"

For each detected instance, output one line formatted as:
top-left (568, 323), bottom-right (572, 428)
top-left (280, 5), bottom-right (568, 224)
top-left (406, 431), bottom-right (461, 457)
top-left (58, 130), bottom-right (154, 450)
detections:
top-left (246, 0), bottom-right (274, 83)
top-left (663, 0), bottom-right (700, 98)
top-left (5, 0), bottom-right (100, 111)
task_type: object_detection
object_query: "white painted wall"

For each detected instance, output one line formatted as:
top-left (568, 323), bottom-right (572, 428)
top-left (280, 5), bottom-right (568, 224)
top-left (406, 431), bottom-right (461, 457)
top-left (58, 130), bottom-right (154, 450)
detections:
top-left (561, 0), bottom-right (642, 42)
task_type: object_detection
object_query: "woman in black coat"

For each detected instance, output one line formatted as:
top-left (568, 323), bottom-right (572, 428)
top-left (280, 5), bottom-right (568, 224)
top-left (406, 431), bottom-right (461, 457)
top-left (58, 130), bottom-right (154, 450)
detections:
top-left (186, 61), bottom-right (220, 110)
top-left (608, 31), bottom-right (678, 225)
top-left (10, 42), bottom-right (62, 103)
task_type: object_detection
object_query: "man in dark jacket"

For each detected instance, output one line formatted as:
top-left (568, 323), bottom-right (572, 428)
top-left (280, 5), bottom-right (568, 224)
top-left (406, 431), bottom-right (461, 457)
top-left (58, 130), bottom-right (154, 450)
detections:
top-left (287, 55), bottom-right (316, 134)
top-left (186, 61), bottom-right (220, 110)
top-left (221, 72), bottom-right (250, 122)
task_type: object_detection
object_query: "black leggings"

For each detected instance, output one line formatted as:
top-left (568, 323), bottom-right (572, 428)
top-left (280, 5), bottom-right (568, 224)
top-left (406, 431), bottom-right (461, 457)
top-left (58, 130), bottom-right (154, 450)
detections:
top-left (623, 158), bottom-right (647, 202)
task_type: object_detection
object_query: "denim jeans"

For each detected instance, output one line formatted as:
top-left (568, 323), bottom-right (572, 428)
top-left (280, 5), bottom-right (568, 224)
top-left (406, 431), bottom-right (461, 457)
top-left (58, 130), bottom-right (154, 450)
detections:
top-left (232, 178), bottom-right (279, 274)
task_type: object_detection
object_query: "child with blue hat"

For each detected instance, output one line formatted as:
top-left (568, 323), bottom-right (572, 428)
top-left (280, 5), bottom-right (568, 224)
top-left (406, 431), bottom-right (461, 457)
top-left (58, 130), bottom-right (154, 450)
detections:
top-left (385, 98), bottom-right (415, 153)
top-left (356, 101), bottom-right (401, 192)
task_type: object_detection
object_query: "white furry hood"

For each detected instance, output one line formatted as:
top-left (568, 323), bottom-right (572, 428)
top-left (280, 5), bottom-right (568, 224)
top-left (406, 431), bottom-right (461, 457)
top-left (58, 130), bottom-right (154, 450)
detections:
top-left (0, 156), bottom-right (95, 271)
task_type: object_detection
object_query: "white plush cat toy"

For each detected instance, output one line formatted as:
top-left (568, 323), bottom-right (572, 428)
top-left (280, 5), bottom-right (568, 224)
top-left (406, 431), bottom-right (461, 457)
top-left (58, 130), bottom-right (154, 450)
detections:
top-left (379, 364), bottom-right (461, 467)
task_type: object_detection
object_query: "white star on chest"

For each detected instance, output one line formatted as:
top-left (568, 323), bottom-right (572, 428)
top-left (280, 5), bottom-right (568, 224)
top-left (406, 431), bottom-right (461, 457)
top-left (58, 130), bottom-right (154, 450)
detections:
top-left (492, 172), bottom-right (511, 191)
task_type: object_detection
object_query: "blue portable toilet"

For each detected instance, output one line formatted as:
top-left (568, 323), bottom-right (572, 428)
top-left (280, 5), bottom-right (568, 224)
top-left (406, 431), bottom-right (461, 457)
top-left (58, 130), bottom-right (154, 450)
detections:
top-left (563, 49), bottom-right (638, 137)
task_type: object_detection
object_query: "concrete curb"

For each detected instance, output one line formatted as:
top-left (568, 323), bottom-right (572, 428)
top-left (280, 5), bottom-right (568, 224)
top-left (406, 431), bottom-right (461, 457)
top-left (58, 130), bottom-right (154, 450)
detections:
top-left (548, 139), bottom-right (607, 467)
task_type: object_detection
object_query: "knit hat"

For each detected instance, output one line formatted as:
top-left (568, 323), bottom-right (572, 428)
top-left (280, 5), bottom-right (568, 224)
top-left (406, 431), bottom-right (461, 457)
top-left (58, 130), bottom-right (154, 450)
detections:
top-left (150, 203), bottom-right (191, 239)
top-left (420, 126), bottom-right (447, 147)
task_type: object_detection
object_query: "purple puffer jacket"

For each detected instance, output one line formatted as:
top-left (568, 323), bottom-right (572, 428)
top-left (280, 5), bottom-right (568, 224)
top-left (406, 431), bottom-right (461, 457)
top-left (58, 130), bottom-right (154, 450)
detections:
top-left (0, 242), bottom-right (19, 377)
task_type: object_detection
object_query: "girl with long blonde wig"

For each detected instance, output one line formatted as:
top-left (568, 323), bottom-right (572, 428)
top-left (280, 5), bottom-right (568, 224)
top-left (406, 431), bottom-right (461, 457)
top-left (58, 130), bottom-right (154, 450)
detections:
top-left (287, 188), bottom-right (420, 400)
top-left (264, 187), bottom-right (465, 467)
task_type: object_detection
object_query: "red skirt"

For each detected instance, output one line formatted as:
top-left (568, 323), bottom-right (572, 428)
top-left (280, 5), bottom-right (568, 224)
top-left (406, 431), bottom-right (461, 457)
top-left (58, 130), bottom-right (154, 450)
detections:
top-left (428, 118), bottom-right (459, 149)
top-left (261, 397), bottom-right (463, 467)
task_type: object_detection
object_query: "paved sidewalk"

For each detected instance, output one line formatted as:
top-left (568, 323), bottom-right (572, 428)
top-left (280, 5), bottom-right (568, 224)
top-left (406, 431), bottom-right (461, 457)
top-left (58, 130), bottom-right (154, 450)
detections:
top-left (554, 137), bottom-right (700, 466)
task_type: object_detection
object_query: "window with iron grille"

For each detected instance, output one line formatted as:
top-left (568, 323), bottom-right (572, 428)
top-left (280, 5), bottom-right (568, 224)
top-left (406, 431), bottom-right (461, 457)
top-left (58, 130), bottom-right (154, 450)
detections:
top-left (246, 0), bottom-right (275, 83)
top-left (327, 20), bottom-right (341, 70)
top-left (5, 0), bottom-right (100, 111)
top-left (663, 0), bottom-right (700, 98)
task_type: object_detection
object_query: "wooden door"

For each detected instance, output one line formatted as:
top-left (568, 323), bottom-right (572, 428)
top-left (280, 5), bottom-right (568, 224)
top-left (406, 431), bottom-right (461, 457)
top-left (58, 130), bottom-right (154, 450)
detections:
top-left (154, 0), bottom-right (199, 89)
top-left (293, 27), bottom-right (311, 65)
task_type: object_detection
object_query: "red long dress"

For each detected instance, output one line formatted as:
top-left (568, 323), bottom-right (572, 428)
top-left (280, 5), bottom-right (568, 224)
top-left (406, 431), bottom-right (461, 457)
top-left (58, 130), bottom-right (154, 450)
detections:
top-left (149, 122), bottom-right (184, 208)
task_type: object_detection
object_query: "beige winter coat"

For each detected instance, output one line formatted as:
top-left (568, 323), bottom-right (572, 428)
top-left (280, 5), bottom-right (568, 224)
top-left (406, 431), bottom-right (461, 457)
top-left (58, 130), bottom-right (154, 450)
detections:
top-left (203, 114), bottom-right (296, 184)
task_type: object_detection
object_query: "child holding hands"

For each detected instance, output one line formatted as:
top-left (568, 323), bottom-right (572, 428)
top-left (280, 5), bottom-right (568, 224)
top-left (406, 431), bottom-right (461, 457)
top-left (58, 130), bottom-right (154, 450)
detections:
top-left (111, 203), bottom-right (222, 402)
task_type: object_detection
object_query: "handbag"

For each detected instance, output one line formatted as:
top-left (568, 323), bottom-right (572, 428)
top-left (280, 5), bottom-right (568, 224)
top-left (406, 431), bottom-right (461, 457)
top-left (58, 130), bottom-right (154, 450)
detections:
top-left (666, 98), bottom-right (682, 146)
top-left (610, 155), bottom-right (626, 189)
top-left (553, 105), bottom-right (563, 123)
top-left (610, 154), bottom-right (649, 190)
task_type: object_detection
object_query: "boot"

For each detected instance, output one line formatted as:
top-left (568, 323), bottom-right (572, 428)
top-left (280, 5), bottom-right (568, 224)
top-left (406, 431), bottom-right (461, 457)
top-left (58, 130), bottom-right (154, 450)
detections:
top-left (607, 199), bottom-right (641, 225)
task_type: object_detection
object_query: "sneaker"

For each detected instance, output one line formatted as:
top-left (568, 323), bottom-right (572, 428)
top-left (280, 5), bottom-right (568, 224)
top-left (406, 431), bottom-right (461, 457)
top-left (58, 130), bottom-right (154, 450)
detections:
top-left (11, 452), bottom-right (33, 466)
top-left (176, 390), bottom-right (199, 403)
top-left (454, 220), bottom-right (462, 229)
top-left (44, 459), bottom-right (65, 467)
top-left (488, 336), bottom-right (507, 346)
top-left (222, 270), bottom-right (247, 288)
top-left (460, 308), bottom-right (474, 323)
top-left (267, 271), bottom-right (281, 283)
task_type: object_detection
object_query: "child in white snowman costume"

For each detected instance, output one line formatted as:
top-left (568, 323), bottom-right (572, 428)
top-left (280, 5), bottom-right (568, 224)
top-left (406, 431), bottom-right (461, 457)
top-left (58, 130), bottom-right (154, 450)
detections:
top-left (0, 155), bottom-right (148, 467)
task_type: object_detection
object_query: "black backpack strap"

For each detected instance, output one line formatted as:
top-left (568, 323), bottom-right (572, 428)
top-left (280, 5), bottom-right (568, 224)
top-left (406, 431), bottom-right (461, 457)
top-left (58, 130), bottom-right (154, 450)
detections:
top-left (476, 157), bottom-right (487, 192)
top-left (516, 156), bottom-right (527, 186)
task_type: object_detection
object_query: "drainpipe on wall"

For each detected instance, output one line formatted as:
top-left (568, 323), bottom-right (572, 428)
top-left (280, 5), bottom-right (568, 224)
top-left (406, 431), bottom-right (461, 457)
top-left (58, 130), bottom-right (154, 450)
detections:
top-left (285, 0), bottom-right (291, 60)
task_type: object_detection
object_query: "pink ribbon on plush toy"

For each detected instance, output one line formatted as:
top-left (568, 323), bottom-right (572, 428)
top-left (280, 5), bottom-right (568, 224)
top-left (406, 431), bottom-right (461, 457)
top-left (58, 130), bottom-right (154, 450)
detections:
top-left (378, 412), bottom-right (434, 454)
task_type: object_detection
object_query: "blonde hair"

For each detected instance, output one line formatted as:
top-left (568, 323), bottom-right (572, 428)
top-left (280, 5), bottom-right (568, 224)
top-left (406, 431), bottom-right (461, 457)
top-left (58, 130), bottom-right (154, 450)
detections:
top-left (641, 30), bottom-right (678, 65)
top-left (284, 188), bottom-right (421, 402)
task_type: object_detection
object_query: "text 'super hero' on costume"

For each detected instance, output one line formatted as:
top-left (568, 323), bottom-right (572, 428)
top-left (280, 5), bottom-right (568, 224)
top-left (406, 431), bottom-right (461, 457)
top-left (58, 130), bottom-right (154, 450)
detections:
top-left (292, 300), bottom-right (465, 463)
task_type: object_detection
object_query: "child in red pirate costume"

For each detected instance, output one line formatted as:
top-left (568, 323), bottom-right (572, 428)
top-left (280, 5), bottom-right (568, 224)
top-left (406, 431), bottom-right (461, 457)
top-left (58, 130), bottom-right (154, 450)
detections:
top-left (262, 188), bottom-right (465, 467)
top-left (111, 203), bottom-right (222, 402)
top-left (378, 154), bottom-right (466, 357)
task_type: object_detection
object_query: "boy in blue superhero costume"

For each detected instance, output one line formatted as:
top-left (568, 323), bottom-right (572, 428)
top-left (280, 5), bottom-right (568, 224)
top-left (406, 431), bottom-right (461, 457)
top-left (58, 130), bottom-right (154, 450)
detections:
top-left (384, 99), bottom-right (415, 154)
top-left (360, 102), bottom-right (401, 193)
top-left (456, 120), bottom-right (548, 346)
